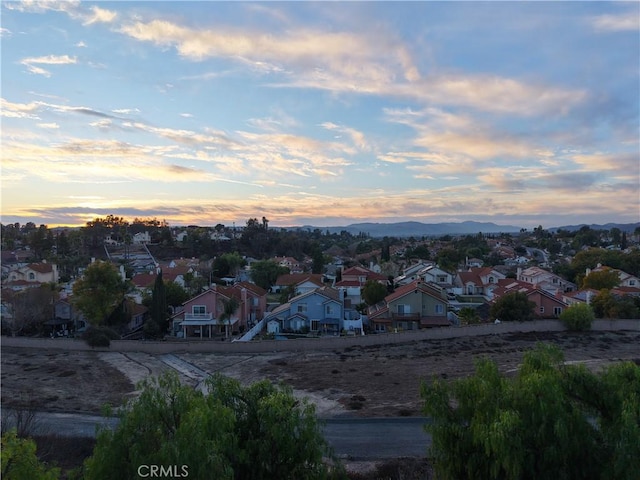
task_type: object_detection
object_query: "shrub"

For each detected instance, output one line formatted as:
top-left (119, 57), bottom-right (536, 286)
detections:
top-left (560, 303), bottom-right (595, 331)
top-left (82, 326), bottom-right (120, 348)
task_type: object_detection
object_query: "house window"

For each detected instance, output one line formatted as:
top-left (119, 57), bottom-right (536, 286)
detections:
top-left (297, 303), bottom-right (307, 313)
top-left (552, 277), bottom-right (558, 284)
top-left (539, 306), bottom-right (545, 314)
top-left (326, 305), bottom-right (332, 315)
top-left (630, 280), bottom-right (636, 286)
top-left (437, 275), bottom-right (447, 283)
top-left (29, 272), bottom-right (36, 280)
top-left (488, 276), bottom-right (495, 283)
top-left (193, 305), bottom-right (206, 315)
top-left (553, 307), bottom-right (563, 316)
top-left (397, 304), bottom-right (410, 315)
top-left (435, 304), bottom-right (444, 314)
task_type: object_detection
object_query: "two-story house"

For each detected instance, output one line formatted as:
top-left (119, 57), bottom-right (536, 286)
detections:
top-left (272, 273), bottom-right (324, 295)
top-left (5, 262), bottom-right (59, 291)
top-left (420, 265), bottom-right (455, 289)
top-left (172, 283), bottom-right (267, 338)
top-left (336, 265), bottom-right (388, 307)
top-left (588, 264), bottom-right (640, 290)
top-left (517, 266), bottom-right (576, 295)
top-left (368, 280), bottom-right (451, 333)
top-left (394, 261), bottom-right (435, 286)
top-left (491, 278), bottom-right (568, 319)
top-left (454, 267), bottom-right (506, 298)
top-left (265, 287), bottom-right (344, 335)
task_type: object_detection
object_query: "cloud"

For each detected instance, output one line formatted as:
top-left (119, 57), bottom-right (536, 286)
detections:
top-left (20, 54), bottom-right (77, 77)
top-left (1, 27), bottom-right (12, 37)
top-left (320, 122), bottom-right (369, 151)
top-left (0, 98), bottom-right (41, 119)
top-left (37, 122), bottom-right (59, 129)
top-left (83, 5), bottom-right (117, 25)
top-left (591, 12), bottom-right (640, 32)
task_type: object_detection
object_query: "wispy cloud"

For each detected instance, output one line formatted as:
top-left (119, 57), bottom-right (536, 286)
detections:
top-left (83, 5), bottom-right (117, 25)
top-left (591, 11), bottom-right (640, 32)
top-left (20, 54), bottom-right (77, 77)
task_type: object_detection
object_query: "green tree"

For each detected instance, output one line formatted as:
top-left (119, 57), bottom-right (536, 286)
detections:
top-left (165, 281), bottom-right (189, 308)
top-left (582, 269), bottom-right (620, 290)
top-left (489, 291), bottom-right (535, 322)
top-left (311, 243), bottom-right (325, 274)
top-left (145, 271), bottom-right (167, 338)
top-left (458, 306), bottom-right (481, 325)
top-left (250, 260), bottom-right (289, 291)
top-left (84, 372), bottom-right (337, 480)
top-left (1, 430), bottom-right (60, 480)
top-left (72, 261), bottom-right (128, 326)
top-left (559, 302), bottom-right (594, 331)
top-left (421, 343), bottom-right (640, 480)
top-left (219, 296), bottom-right (239, 338)
top-left (361, 280), bottom-right (387, 306)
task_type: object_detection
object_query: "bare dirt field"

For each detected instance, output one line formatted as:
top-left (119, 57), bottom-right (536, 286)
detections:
top-left (3, 330), bottom-right (639, 418)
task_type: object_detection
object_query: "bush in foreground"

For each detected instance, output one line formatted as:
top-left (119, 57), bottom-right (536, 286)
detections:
top-left (421, 343), bottom-right (640, 480)
top-left (84, 371), bottom-right (344, 480)
top-left (560, 303), bottom-right (595, 331)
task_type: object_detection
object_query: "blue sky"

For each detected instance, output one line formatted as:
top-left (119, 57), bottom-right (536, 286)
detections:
top-left (1, 1), bottom-right (638, 229)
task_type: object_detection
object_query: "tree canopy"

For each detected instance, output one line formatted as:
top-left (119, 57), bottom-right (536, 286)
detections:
top-left (72, 261), bottom-right (129, 326)
top-left (489, 291), bottom-right (535, 322)
top-left (581, 269), bottom-right (620, 290)
top-left (84, 372), bottom-right (339, 480)
top-left (421, 343), bottom-right (640, 480)
top-left (1, 430), bottom-right (60, 480)
top-left (361, 280), bottom-right (388, 306)
top-left (250, 260), bottom-right (289, 290)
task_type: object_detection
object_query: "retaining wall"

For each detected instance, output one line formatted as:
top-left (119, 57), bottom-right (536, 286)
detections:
top-left (2, 319), bottom-right (638, 355)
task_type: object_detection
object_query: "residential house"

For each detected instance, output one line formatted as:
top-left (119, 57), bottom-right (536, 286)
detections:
top-left (491, 278), bottom-right (567, 318)
top-left (272, 273), bottom-right (324, 295)
top-left (51, 297), bottom-right (88, 334)
top-left (562, 289), bottom-right (599, 306)
top-left (589, 264), bottom-right (640, 289)
top-left (5, 262), bottom-right (59, 290)
top-left (394, 261), bottom-right (435, 286)
top-left (336, 265), bottom-right (388, 307)
top-left (517, 267), bottom-right (576, 295)
top-left (132, 231), bottom-right (151, 245)
top-left (454, 267), bottom-right (506, 298)
top-left (368, 280), bottom-right (451, 333)
top-left (419, 265), bottom-right (455, 289)
top-left (126, 301), bottom-right (148, 332)
top-left (265, 287), bottom-right (344, 335)
top-left (272, 256), bottom-right (304, 274)
top-left (466, 257), bottom-right (484, 268)
top-left (171, 283), bottom-right (267, 338)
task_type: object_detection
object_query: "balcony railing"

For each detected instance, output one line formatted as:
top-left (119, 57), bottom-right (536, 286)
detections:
top-left (391, 313), bottom-right (420, 321)
top-left (184, 313), bottom-right (213, 322)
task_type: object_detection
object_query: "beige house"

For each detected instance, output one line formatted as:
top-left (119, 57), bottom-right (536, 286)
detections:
top-left (368, 280), bottom-right (451, 333)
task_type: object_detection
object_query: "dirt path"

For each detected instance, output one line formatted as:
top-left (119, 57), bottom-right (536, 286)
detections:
top-left (2, 330), bottom-right (639, 417)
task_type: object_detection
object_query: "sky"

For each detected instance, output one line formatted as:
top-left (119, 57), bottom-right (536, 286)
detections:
top-left (1, 1), bottom-right (639, 230)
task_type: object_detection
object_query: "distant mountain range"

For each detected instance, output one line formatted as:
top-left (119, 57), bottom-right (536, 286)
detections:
top-left (549, 223), bottom-right (640, 233)
top-left (292, 221), bottom-right (640, 238)
top-left (295, 221), bottom-right (522, 237)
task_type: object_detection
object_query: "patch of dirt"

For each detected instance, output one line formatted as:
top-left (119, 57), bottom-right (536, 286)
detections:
top-left (1, 349), bottom-right (135, 413)
top-left (2, 330), bottom-right (639, 418)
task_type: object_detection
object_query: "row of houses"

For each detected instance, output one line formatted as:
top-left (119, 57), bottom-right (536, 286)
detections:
top-left (4, 251), bottom-right (640, 340)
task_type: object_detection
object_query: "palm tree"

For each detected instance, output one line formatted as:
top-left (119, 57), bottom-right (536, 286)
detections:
top-left (219, 296), bottom-right (240, 338)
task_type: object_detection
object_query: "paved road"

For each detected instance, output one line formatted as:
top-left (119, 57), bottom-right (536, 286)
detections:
top-left (4, 410), bottom-right (432, 460)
